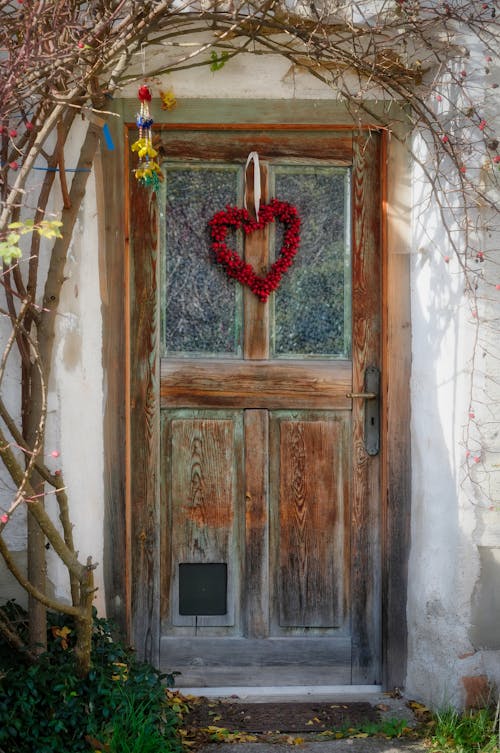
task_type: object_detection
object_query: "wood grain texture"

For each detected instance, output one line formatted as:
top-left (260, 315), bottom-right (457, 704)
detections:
top-left (271, 415), bottom-right (349, 629)
top-left (127, 120), bottom-right (401, 687)
top-left (129, 164), bottom-right (160, 665)
top-left (381, 133), bottom-right (411, 690)
top-left (160, 635), bottom-right (351, 685)
top-left (99, 104), bottom-right (127, 635)
top-left (169, 416), bottom-right (241, 628)
top-left (350, 133), bottom-right (382, 684)
top-left (161, 636), bottom-right (351, 665)
top-left (126, 114), bottom-right (410, 687)
top-left (244, 410), bottom-right (269, 638)
top-left (155, 131), bottom-right (352, 163)
top-left (244, 162), bottom-right (269, 360)
top-left (161, 359), bottom-right (352, 410)
top-left (161, 411), bottom-right (244, 631)
top-left (270, 412), bottom-right (351, 628)
top-left (159, 411), bottom-right (172, 628)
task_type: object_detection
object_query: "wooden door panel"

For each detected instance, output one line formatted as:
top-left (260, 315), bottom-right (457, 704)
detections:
top-left (161, 359), bottom-right (352, 410)
top-left (350, 135), bottom-right (381, 684)
top-left (155, 128), bottom-right (353, 163)
top-left (128, 126), bottom-right (383, 684)
top-left (270, 414), bottom-right (350, 629)
top-left (244, 410), bottom-right (269, 638)
top-left (161, 410), bottom-right (244, 630)
top-left (160, 636), bottom-right (351, 686)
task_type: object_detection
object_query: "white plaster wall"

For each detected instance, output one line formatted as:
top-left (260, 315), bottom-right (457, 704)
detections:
top-left (405, 41), bottom-right (500, 704)
top-left (0, 119), bottom-right (105, 614)
top-left (407, 140), bottom-right (482, 706)
top-left (47, 130), bottom-right (106, 614)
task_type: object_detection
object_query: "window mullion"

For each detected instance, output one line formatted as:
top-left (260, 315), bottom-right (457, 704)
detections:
top-left (243, 160), bottom-right (270, 360)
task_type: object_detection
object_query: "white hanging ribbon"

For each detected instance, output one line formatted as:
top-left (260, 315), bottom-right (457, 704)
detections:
top-left (244, 151), bottom-right (261, 221)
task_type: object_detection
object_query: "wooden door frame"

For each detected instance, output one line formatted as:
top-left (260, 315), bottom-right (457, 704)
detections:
top-left (99, 99), bottom-right (411, 691)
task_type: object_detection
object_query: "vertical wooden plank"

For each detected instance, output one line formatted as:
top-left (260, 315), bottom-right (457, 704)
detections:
top-left (276, 417), bottom-right (347, 628)
top-left (381, 133), bottom-right (412, 690)
top-left (161, 410), bottom-right (243, 635)
top-left (159, 410), bottom-right (173, 633)
top-left (99, 102), bottom-right (127, 635)
top-left (244, 410), bottom-right (269, 638)
top-left (351, 132), bottom-right (382, 683)
top-left (128, 139), bottom-right (160, 664)
top-left (171, 419), bottom-right (235, 562)
top-left (244, 162), bottom-right (269, 359)
top-left (168, 415), bottom-right (241, 628)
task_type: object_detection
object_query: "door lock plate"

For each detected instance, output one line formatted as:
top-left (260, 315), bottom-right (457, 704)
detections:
top-left (364, 366), bottom-right (380, 456)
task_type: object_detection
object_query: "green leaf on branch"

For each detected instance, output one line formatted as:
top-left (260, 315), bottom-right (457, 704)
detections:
top-left (209, 50), bottom-right (229, 71)
top-left (8, 218), bottom-right (63, 238)
top-left (37, 220), bottom-right (63, 239)
top-left (8, 220), bottom-right (34, 233)
top-left (1, 219), bottom-right (62, 265)
top-left (0, 238), bottom-right (22, 265)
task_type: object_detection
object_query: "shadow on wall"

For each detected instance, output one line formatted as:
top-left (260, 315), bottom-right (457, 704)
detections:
top-left (406, 142), bottom-right (480, 706)
top-left (470, 547), bottom-right (500, 651)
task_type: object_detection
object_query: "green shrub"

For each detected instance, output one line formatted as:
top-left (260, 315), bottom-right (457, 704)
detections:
top-left (0, 607), bottom-right (182, 753)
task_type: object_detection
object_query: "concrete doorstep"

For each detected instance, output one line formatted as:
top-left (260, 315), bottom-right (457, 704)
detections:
top-left (197, 739), bottom-right (428, 753)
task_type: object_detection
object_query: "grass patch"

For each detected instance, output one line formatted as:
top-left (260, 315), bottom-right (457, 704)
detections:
top-left (317, 717), bottom-right (411, 740)
top-left (430, 706), bottom-right (500, 753)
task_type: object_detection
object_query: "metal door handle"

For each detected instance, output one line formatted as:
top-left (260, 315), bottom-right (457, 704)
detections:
top-left (348, 367), bottom-right (380, 456)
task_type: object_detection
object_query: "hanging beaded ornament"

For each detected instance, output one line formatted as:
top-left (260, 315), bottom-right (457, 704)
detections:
top-left (131, 85), bottom-right (163, 190)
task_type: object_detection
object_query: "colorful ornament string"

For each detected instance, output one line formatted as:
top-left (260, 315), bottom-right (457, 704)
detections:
top-left (131, 85), bottom-right (163, 190)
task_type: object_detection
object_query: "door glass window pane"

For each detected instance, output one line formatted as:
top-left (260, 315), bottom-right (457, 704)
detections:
top-left (161, 163), bottom-right (243, 357)
top-left (271, 166), bottom-right (351, 359)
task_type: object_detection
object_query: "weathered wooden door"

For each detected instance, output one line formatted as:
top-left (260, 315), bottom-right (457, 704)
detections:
top-left (130, 126), bottom-right (381, 687)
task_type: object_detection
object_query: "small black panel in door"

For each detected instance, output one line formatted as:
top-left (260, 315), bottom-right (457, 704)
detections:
top-left (178, 563), bottom-right (228, 616)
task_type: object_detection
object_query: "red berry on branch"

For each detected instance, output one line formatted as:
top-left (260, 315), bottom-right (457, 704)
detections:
top-left (138, 85), bottom-right (152, 102)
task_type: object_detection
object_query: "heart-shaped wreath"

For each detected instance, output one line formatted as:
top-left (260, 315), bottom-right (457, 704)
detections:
top-left (208, 199), bottom-right (301, 302)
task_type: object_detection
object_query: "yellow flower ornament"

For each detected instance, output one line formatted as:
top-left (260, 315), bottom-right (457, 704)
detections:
top-left (131, 86), bottom-right (164, 190)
